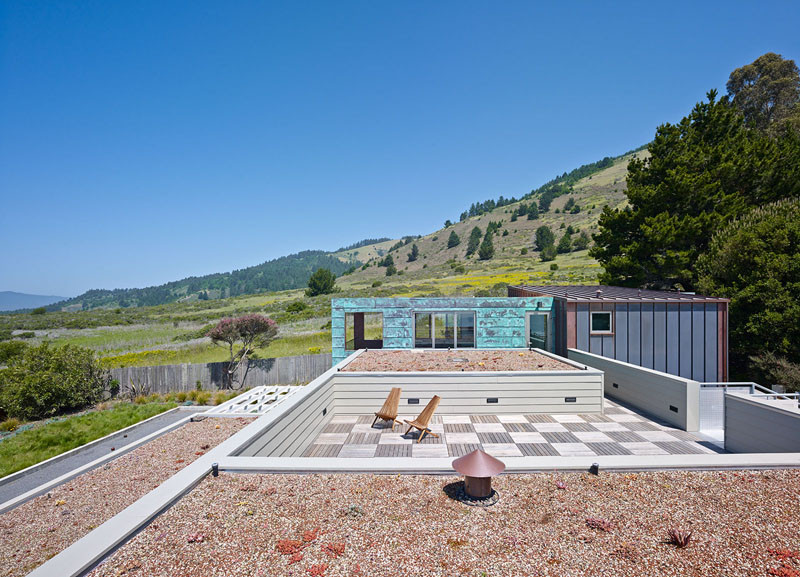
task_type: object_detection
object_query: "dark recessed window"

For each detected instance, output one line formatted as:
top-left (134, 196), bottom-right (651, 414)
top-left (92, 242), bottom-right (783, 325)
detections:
top-left (590, 311), bottom-right (612, 334)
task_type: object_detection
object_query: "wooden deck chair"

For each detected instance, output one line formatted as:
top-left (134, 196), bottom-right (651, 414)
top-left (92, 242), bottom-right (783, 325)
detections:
top-left (404, 395), bottom-right (441, 443)
top-left (372, 387), bottom-right (402, 430)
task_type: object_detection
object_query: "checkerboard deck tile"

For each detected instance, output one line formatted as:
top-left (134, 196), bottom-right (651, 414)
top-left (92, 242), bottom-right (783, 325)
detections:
top-left (301, 399), bottom-right (724, 458)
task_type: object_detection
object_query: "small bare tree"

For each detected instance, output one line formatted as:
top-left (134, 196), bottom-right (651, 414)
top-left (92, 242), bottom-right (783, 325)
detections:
top-left (207, 314), bottom-right (278, 389)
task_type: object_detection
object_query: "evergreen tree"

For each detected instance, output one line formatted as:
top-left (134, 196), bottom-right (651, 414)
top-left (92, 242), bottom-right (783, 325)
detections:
top-left (466, 226), bottom-right (482, 256)
top-left (407, 244), bottom-right (419, 262)
top-left (306, 268), bottom-right (337, 296)
top-left (557, 232), bottom-right (573, 254)
top-left (539, 245), bottom-right (557, 262)
top-left (592, 90), bottom-right (800, 290)
top-left (527, 204), bottom-right (539, 219)
top-left (573, 231), bottom-right (590, 251)
top-left (478, 235), bottom-right (495, 260)
top-left (447, 230), bottom-right (461, 248)
top-left (535, 226), bottom-right (555, 251)
top-left (697, 199), bottom-right (800, 387)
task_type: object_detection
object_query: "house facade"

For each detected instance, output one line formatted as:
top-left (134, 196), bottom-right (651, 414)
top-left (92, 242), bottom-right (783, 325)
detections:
top-left (331, 297), bottom-right (553, 365)
top-left (507, 285), bottom-right (729, 382)
top-left (331, 286), bottom-right (729, 382)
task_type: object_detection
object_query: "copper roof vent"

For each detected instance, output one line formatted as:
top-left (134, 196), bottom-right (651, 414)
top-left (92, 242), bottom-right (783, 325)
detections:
top-left (452, 449), bottom-right (505, 503)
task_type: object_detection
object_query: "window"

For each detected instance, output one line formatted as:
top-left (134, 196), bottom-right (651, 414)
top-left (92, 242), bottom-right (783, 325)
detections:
top-left (345, 312), bottom-right (384, 351)
top-left (414, 312), bottom-right (475, 349)
top-left (590, 311), bottom-right (613, 334)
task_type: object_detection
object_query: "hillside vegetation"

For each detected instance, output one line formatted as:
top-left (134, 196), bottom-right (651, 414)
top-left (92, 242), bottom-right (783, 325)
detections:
top-left (0, 150), bottom-right (639, 367)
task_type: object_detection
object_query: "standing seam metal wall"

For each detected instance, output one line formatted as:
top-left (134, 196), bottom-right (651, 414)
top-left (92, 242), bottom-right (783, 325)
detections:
top-left (567, 302), bottom-right (721, 382)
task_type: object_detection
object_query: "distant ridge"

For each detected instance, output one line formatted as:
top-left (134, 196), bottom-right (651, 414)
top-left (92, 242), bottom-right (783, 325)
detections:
top-left (0, 291), bottom-right (66, 312)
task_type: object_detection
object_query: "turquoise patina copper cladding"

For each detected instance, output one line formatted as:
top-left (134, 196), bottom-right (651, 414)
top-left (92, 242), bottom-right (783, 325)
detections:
top-left (331, 297), bottom-right (553, 365)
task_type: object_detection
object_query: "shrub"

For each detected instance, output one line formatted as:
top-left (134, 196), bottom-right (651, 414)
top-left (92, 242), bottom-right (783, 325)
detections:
top-left (385, 264), bottom-right (397, 276)
top-left (0, 418), bottom-right (21, 432)
top-left (286, 301), bottom-right (308, 313)
top-left (195, 391), bottom-right (211, 405)
top-left (176, 391), bottom-right (188, 403)
top-left (550, 263), bottom-right (559, 270)
top-left (520, 248), bottom-right (528, 255)
top-left (0, 341), bottom-right (28, 364)
top-left (0, 343), bottom-right (110, 421)
top-left (134, 395), bottom-right (148, 404)
top-left (502, 229), bottom-right (509, 236)
top-left (213, 392), bottom-right (227, 405)
top-left (305, 268), bottom-right (337, 297)
top-left (540, 245), bottom-right (557, 262)
top-left (371, 280), bottom-right (382, 287)
top-left (31, 307), bottom-right (47, 315)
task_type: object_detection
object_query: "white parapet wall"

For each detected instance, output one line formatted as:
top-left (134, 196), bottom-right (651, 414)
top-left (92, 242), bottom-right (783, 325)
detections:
top-left (567, 348), bottom-right (700, 431)
top-left (725, 392), bottom-right (800, 453)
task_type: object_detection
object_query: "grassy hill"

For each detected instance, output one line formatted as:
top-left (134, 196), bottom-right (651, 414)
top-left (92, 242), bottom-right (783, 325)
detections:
top-left (0, 149), bottom-right (643, 367)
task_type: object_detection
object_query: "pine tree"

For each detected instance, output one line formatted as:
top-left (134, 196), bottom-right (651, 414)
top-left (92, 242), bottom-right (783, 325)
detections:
top-left (466, 227), bottom-right (482, 256)
top-left (407, 244), bottom-right (419, 262)
top-left (447, 230), bottom-right (461, 248)
top-left (478, 235), bottom-right (495, 260)
top-left (557, 232), bottom-right (573, 253)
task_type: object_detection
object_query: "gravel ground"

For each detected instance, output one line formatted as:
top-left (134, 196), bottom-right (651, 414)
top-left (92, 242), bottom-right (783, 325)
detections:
top-left (89, 469), bottom-right (800, 577)
top-left (0, 417), bottom-right (252, 577)
top-left (0, 407), bottom-right (207, 504)
top-left (343, 349), bottom-right (576, 372)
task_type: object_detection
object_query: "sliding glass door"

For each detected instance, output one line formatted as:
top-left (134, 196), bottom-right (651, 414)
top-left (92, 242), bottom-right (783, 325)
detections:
top-left (414, 312), bottom-right (475, 349)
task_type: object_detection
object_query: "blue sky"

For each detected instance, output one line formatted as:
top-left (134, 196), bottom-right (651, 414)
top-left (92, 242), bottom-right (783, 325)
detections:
top-left (1, 1), bottom-right (799, 297)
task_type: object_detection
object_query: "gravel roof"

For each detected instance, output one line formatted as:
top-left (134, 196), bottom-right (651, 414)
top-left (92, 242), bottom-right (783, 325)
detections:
top-left (0, 417), bottom-right (253, 577)
top-left (342, 349), bottom-right (577, 372)
top-left (89, 469), bottom-right (800, 577)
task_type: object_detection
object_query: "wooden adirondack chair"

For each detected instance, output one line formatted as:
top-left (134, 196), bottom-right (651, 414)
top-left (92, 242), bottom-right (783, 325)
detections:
top-left (372, 387), bottom-right (402, 430)
top-left (404, 395), bottom-right (441, 443)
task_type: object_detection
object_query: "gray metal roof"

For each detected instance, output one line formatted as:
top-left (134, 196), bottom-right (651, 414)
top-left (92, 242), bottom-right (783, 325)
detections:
top-left (509, 285), bottom-right (729, 303)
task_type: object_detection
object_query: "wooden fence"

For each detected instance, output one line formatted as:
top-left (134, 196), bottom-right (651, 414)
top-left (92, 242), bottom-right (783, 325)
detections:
top-left (110, 353), bottom-right (332, 393)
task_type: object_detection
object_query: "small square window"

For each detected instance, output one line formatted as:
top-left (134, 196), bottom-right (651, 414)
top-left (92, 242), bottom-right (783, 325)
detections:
top-left (590, 311), bottom-right (612, 334)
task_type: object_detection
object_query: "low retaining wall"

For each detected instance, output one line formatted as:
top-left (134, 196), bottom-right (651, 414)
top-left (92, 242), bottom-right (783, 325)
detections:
top-left (568, 348), bottom-right (699, 431)
top-left (725, 393), bottom-right (800, 453)
top-left (110, 353), bottom-right (332, 393)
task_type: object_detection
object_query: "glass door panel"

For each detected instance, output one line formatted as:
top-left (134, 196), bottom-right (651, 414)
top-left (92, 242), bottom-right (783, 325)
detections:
top-left (433, 312), bottom-right (455, 348)
top-left (456, 313), bottom-right (476, 348)
top-left (528, 313), bottom-right (549, 350)
top-left (414, 313), bottom-right (432, 348)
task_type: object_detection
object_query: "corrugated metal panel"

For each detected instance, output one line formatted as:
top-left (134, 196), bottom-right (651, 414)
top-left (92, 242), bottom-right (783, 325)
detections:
top-left (615, 303), bottom-right (628, 363)
top-left (641, 303), bottom-right (654, 369)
